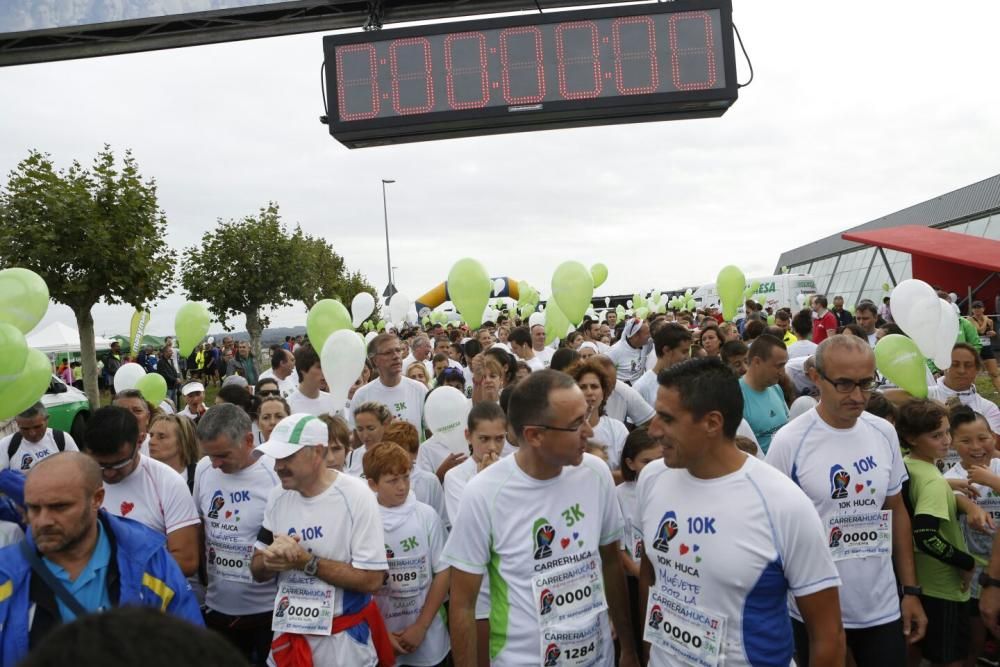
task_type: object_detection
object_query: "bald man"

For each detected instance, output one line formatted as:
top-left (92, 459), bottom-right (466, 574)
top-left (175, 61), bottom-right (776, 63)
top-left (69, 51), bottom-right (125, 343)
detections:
top-left (0, 453), bottom-right (201, 664)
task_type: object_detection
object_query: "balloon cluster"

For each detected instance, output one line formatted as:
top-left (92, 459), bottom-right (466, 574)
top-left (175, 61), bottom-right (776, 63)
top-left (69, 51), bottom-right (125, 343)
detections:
top-left (0, 268), bottom-right (52, 420)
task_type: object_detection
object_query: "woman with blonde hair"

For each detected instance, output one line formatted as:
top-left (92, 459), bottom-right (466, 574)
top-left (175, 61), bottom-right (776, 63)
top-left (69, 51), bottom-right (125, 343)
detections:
top-left (149, 413), bottom-right (201, 493)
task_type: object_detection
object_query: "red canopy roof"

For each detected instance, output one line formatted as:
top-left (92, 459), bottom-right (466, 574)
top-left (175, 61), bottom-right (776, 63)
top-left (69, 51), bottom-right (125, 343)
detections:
top-left (842, 225), bottom-right (1000, 272)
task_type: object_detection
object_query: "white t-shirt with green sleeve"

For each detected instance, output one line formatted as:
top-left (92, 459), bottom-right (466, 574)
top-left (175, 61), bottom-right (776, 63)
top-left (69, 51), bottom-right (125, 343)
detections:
top-left (441, 453), bottom-right (623, 667)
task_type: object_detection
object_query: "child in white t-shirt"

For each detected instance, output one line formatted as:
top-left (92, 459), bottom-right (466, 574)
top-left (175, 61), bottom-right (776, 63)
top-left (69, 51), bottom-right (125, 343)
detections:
top-left (615, 426), bottom-right (661, 657)
top-left (365, 442), bottom-right (451, 667)
top-left (943, 404), bottom-right (1000, 661)
top-left (319, 414), bottom-right (350, 472)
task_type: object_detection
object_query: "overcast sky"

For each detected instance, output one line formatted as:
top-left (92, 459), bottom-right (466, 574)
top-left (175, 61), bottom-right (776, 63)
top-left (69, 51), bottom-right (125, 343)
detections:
top-left (2, 0), bottom-right (999, 337)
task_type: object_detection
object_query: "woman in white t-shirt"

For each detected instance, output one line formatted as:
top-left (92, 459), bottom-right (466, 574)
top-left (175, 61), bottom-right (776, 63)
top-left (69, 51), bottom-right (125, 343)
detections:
top-left (347, 401), bottom-right (392, 477)
top-left (569, 357), bottom-right (629, 471)
top-left (148, 414), bottom-right (201, 493)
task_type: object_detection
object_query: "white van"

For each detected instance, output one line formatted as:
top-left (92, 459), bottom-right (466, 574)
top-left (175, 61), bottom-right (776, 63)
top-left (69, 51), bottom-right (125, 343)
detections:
top-left (691, 273), bottom-right (817, 313)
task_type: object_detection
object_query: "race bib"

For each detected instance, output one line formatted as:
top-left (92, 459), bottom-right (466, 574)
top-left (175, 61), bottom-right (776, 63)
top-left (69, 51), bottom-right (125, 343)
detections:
top-left (207, 541), bottom-right (253, 583)
top-left (272, 573), bottom-right (335, 635)
top-left (980, 336), bottom-right (992, 348)
top-left (644, 589), bottom-right (726, 667)
top-left (531, 553), bottom-right (607, 628)
top-left (540, 614), bottom-right (604, 667)
top-left (384, 555), bottom-right (426, 598)
top-left (625, 523), bottom-right (645, 564)
top-left (937, 450), bottom-right (961, 473)
top-left (826, 510), bottom-right (892, 561)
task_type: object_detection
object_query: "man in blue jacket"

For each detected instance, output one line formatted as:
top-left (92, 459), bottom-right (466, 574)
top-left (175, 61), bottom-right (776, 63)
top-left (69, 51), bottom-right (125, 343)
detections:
top-left (0, 452), bottom-right (202, 666)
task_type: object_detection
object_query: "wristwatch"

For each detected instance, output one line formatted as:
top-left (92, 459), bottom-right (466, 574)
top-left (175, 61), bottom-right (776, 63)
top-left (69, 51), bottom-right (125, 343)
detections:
top-left (979, 573), bottom-right (1000, 589)
top-left (900, 585), bottom-right (923, 597)
top-left (303, 555), bottom-right (320, 576)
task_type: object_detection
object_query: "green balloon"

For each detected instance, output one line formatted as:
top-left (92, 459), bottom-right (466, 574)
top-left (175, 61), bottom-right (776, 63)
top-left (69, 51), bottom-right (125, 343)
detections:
top-left (377, 320), bottom-right (386, 331)
top-left (875, 334), bottom-right (928, 398)
top-left (421, 316), bottom-right (430, 326)
top-left (551, 261), bottom-right (594, 326)
top-left (635, 306), bottom-right (650, 320)
top-left (685, 297), bottom-right (696, 311)
top-left (0, 323), bottom-right (29, 380)
top-left (135, 372), bottom-right (168, 406)
top-left (616, 305), bottom-right (626, 321)
top-left (590, 263), bottom-right (609, 289)
top-left (307, 299), bottom-right (352, 351)
top-left (448, 258), bottom-right (492, 329)
top-left (0, 267), bottom-right (49, 333)
top-left (767, 315), bottom-right (776, 325)
top-left (519, 304), bottom-right (534, 320)
top-left (716, 265), bottom-right (746, 322)
top-left (175, 302), bottom-right (211, 357)
top-left (545, 300), bottom-right (572, 346)
top-left (0, 348), bottom-right (52, 420)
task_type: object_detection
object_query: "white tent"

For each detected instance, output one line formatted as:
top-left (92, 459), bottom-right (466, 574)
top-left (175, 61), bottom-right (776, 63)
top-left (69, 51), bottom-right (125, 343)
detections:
top-left (27, 321), bottom-right (114, 355)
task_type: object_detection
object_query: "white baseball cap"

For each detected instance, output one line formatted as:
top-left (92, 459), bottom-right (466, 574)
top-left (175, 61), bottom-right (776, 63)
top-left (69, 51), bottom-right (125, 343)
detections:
top-left (181, 381), bottom-right (205, 396)
top-left (254, 414), bottom-right (328, 460)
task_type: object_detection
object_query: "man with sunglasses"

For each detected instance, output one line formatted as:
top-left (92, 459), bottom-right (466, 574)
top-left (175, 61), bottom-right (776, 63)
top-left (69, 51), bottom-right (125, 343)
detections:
top-left (443, 370), bottom-right (639, 667)
top-left (766, 334), bottom-right (927, 665)
top-left (82, 406), bottom-right (200, 577)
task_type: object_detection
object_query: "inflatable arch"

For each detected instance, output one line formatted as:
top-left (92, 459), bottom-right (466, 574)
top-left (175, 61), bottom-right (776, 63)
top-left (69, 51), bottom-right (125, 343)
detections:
top-left (415, 277), bottom-right (522, 314)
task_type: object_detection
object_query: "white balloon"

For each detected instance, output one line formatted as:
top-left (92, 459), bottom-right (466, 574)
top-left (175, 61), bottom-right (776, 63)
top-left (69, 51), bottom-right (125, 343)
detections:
top-left (351, 292), bottom-right (376, 328)
top-left (321, 329), bottom-right (367, 418)
top-left (528, 312), bottom-right (545, 328)
top-left (364, 331), bottom-right (378, 345)
top-left (389, 293), bottom-right (411, 326)
top-left (424, 386), bottom-right (471, 455)
top-left (114, 362), bottom-right (146, 393)
top-left (891, 279), bottom-right (942, 357)
top-left (932, 299), bottom-right (960, 370)
top-left (492, 278), bottom-right (506, 296)
top-left (604, 297), bottom-right (611, 307)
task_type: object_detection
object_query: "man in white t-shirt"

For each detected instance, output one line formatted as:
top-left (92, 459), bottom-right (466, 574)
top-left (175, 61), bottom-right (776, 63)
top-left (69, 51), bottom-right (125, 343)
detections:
top-left (442, 370), bottom-right (639, 667)
top-left (258, 347), bottom-right (299, 397)
top-left (402, 334), bottom-right (434, 379)
top-left (286, 344), bottom-right (338, 417)
top-left (352, 333), bottom-right (428, 433)
top-left (638, 356), bottom-right (844, 666)
top-left (251, 414), bottom-right (391, 667)
top-left (581, 317), bottom-right (613, 355)
top-left (530, 324), bottom-right (554, 366)
top-left (195, 404), bottom-right (280, 665)
top-left (509, 325), bottom-right (545, 372)
top-left (608, 317), bottom-right (651, 384)
top-left (787, 308), bottom-right (819, 359)
top-left (83, 406), bottom-right (200, 577)
top-left (855, 302), bottom-right (880, 347)
top-left (632, 323), bottom-right (692, 407)
top-left (0, 402), bottom-right (79, 472)
top-left (766, 335), bottom-right (927, 665)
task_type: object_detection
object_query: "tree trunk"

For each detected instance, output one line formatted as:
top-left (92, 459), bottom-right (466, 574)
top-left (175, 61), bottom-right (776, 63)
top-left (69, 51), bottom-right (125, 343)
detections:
top-left (75, 306), bottom-right (100, 409)
top-left (245, 308), bottom-right (264, 362)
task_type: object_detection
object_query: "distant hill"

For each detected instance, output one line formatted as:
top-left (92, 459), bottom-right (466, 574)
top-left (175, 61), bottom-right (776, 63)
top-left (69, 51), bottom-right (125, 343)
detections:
top-left (210, 326), bottom-right (308, 347)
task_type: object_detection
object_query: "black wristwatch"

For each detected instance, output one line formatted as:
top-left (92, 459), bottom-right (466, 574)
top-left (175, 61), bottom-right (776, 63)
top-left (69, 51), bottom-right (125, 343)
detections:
top-left (979, 573), bottom-right (1000, 589)
top-left (303, 555), bottom-right (320, 577)
top-left (901, 585), bottom-right (923, 597)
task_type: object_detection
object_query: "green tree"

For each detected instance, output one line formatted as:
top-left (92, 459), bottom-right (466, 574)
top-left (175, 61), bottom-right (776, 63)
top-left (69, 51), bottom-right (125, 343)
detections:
top-left (0, 147), bottom-right (175, 407)
top-left (292, 234), bottom-right (379, 318)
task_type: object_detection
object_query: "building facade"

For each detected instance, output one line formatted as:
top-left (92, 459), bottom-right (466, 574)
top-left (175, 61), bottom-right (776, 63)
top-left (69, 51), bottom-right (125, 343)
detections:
top-left (775, 174), bottom-right (1000, 308)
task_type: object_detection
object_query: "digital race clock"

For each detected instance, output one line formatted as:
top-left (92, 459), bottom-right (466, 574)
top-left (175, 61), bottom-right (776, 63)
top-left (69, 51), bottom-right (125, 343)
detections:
top-left (322, 0), bottom-right (737, 148)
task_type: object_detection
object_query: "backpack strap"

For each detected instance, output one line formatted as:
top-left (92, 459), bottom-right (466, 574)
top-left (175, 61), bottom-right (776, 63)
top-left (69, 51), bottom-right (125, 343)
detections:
top-left (19, 539), bottom-right (89, 618)
top-left (53, 430), bottom-right (66, 452)
top-left (7, 433), bottom-right (22, 461)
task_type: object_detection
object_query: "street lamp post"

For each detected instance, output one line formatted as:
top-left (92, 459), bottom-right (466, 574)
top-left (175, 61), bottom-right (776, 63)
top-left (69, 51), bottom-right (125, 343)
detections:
top-left (381, 179), bottom-right (396, 300)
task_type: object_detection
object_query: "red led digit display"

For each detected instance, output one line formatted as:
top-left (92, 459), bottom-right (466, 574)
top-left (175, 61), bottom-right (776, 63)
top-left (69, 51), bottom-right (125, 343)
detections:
top-left (323, 0), bottom-right (737, 148)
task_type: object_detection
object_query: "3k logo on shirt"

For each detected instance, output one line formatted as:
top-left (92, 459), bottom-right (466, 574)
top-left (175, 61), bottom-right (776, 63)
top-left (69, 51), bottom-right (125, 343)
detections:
top-left (533, 518), bottom-right (556, 560)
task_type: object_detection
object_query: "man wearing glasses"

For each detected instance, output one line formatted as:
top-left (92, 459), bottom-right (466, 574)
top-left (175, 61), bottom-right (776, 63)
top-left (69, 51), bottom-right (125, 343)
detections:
top-left (766, 334), bottom-right (927, 666)
top-left (82, 406), bottom-right (200, 577)
top-left (443, 370), bottom-right (639, 667)
top-left (351, 333), bottom-right (427, 432)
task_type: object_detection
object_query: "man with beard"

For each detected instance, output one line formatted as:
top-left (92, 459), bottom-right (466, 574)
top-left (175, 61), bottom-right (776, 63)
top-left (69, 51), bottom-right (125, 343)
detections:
top-left (0, 453), bottom-right (201, 664)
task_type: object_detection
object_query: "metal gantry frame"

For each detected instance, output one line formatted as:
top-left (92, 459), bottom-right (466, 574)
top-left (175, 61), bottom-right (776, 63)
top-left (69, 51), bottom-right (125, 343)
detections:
top-left (0, 0), bottom-right (636, 66)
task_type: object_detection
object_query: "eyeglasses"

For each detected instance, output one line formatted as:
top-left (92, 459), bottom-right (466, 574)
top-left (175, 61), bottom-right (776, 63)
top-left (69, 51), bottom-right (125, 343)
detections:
top-left (97, 443), bottom-right (139, 470)
top-left (524, 409), bottom-right (594, 433)
top-left (258, 389), bottom-right (281, 397)
top-left (817, 370), bottom-right (877, 394)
